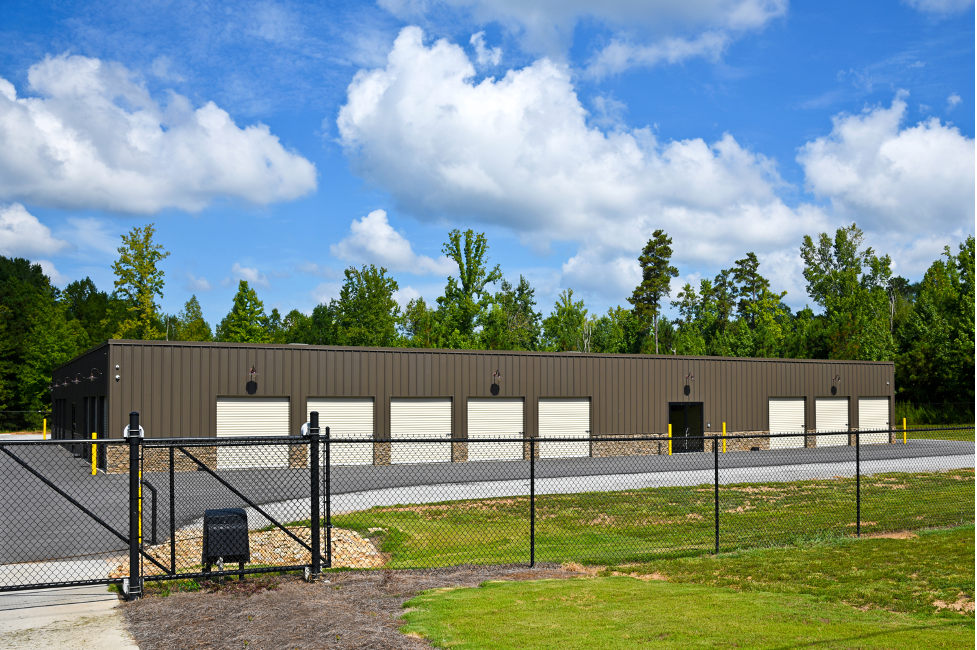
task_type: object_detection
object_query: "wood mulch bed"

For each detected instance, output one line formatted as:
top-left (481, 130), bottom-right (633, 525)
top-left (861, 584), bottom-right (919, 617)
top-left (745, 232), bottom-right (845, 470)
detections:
top-left (120, 564), bottom-right (585, 649)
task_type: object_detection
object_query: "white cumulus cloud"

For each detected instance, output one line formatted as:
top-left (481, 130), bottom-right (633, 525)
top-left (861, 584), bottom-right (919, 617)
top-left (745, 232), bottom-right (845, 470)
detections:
top-left (338, 27), bottom-right (821, 298)
top-left (0, 54), bottom-right (317, 214)
top-left (231, 263), bottom-right (270, 288)
top-left (381, 1), bottom-right (787, 74)
top-left (0, 203), bottom-right (70, 257)
top-left (37, 259), bottom-right (68, 286)
top-left (330, 209), bottom-right (457, 276)
top-left (470, 32), bottom-right (502, 66)
top-left (902, 0), bottom-right (974, 14)
top-left (184, 273), bottom-right (213, 292)
top-left (797, 93), bottom-right (975, 232)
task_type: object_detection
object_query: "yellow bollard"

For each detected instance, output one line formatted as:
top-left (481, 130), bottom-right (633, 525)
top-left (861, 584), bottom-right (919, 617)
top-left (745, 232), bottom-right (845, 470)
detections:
top-left (722, 422), bottom-right (726, 453)
top-left (668, 423), bottom-right (672, 456)
top-left (91, 433), bottom-right (97, 475)
top-left (42, 418), bottom-right (46, 440)
top-left (903, 417), bottom-right (907, 444)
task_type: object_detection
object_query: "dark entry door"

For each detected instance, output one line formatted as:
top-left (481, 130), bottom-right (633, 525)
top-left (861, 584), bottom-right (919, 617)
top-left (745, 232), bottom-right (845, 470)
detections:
top-left (668, 403), bottom-right (704, 453)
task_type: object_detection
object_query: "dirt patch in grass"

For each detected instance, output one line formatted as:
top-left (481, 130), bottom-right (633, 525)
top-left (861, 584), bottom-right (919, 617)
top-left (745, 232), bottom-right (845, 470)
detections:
top-left (121, 564), bottom-right (586, 650)
top-left (862, 530), bottom-right (918, 539)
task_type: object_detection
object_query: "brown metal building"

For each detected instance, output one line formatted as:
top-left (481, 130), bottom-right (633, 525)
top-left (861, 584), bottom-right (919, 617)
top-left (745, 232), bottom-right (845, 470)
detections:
top-left (50, 340), bottom-right (896, 467)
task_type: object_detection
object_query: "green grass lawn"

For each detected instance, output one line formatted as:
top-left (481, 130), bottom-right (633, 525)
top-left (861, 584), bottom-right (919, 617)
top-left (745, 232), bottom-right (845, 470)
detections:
top-left (605, 525), bottom-right (975, 618)
top-left (331, 469), bottom-right (974, 568)
top-left (902, 424), bottom-right (975, 442)
top-left (401, 526), bottom-right (975, 650)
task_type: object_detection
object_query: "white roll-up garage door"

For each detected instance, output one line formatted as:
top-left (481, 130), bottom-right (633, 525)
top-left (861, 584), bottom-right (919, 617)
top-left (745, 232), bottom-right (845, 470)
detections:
top-left (468, 398), bottom-right (524, 462)
top-left (538, 398), bottom-right (590, 458)
top-left (307, 398), bottom-right (374, 465)
top-left (858, 397), bottom-right (890, 445)
top-left (390, 398), bottom-right (452, 464)
top-left (816, 398), bottom-right (849, 447)
top-left (769, 398), bottom-right (805, 449)
top-left (216, 397), bottom-right (290, 468)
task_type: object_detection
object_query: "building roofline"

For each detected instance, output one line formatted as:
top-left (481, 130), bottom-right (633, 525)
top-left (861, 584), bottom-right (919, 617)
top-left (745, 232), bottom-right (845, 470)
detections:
top-left (50, 338), bottom-right (895, 369)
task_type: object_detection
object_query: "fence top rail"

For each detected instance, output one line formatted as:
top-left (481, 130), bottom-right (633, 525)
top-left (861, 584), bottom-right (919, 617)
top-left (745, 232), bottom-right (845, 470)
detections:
top-left (136, 430), bottom-right (963, 446)
top-left (0, 438), bottom-right (128, 446)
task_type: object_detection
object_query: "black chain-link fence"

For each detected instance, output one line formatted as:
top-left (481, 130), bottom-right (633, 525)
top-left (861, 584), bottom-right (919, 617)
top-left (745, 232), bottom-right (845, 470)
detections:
top-left (1, 418), bottom-right (973, 599)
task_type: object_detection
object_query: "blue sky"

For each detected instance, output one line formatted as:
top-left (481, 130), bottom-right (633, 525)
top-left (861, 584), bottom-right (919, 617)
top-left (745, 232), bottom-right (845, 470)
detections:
top-left (1, 0), bottom-right (973, 326)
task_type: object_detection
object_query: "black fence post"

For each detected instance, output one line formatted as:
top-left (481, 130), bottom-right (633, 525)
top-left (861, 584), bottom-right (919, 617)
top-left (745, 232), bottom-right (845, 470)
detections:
top-left (126, 411), bottom-right (142, 600)
top-left (308, 412), bottom-right (321, 581)
top-left (325, 425), bottom-right (332, 569)
top-left (855, 430), bottom-right (861, 538)
top-left (714, 434), bottom-right (720, 554)
top-left (169, 446), bottom-right (176, 575)
top-left (530, 435), bottom-right (535, 568)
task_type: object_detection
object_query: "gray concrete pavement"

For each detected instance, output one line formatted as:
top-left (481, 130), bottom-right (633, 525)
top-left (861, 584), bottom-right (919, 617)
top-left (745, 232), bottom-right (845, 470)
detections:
top-left (0, 585), bottom-right (137, 650)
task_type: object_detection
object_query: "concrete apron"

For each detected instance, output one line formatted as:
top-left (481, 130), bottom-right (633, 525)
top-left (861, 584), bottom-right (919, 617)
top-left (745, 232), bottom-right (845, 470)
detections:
top-left (0, 585), bottom-right (137, 650)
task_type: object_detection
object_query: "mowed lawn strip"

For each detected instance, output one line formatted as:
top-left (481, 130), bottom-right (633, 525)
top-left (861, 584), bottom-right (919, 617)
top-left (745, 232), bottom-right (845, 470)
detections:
top-left (401, 578), bottom-right (974, 650)
top-left (903, 425), bottom-right (974, 442)
top-left (604, 525), bottom-right (975, 618)
top-left (327, 470), bottom-right (975, 568)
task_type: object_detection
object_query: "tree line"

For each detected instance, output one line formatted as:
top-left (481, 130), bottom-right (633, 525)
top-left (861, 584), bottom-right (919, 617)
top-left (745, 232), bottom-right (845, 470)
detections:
top-left (1, 223), bottom-right (972, 430)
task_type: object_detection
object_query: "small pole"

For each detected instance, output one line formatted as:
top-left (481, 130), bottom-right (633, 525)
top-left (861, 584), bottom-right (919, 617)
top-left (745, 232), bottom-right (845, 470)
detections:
top-left (126, 411), bottom-right (142, 600)
top-left (43, 418), bottom-right (46, 440)
top-left (530, 435), bottom-right (535, 568)
top-left (308, 412), bottom-right (321, 580)
top-left (903, 418), bottom-right (907, 444)
top-left (668, 423), bottom-right (672, 456)
top-left (325, 425), bottom-right (332, 570)
top-left (91, 432), bottom-right (97, 475)
top-left (714, 432), bottom-right (720, 554)
top-left (722, 422), bottom-right (726, 453)
top-left (855, 430), bottom-right (861, 538)
top-left (169, 446), bottom-right (176, 575)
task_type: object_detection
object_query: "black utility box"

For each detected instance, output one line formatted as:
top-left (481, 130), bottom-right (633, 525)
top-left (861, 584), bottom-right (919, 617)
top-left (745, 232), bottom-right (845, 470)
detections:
top-left (202, 508), bottom-right (250, 569)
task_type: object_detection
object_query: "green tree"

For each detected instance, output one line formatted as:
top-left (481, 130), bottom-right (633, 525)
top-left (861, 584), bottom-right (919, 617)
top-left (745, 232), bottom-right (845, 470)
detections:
top-left (20, 304), bottom-right (88, 428)
top-left (60, 277), bottom-right (115, 344)
top-left (480, 276), bottom-right (542, 351)
top-left (216, 281), bottom-right (270, 343)
top-left (542, 289), bottom-right (588, 351)
top-left (111, 224), bottom-right (170, 340)
top-left (628, 230), bottom-right (679, 354)
top-left (800, 224), bottom-right (894, 361)
top-left (336, 265), bottom-right (401, 347)
top-left (402, 297), bottom-right (439, 348)
top-left (173, 295), bottom-right (212, 341)
top-left (437, 229), bottom-right (502, 344)
top-left (895, 236), bottom-right (975, 404)
top-left (0, 257), bottom-right (88, 430)
top-left (671, 282), bottom-right (707, 356)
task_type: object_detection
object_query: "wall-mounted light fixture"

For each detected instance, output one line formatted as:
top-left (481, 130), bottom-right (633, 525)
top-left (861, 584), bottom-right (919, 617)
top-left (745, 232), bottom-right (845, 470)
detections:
top-left (86, 368), bottom-right (102, 381)
top-left (72, 373), bottom-right (83, 384)
top-left (249, 365), bottom-right (258, 380)
top-left (831, 374), bottom-right (841, 395)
